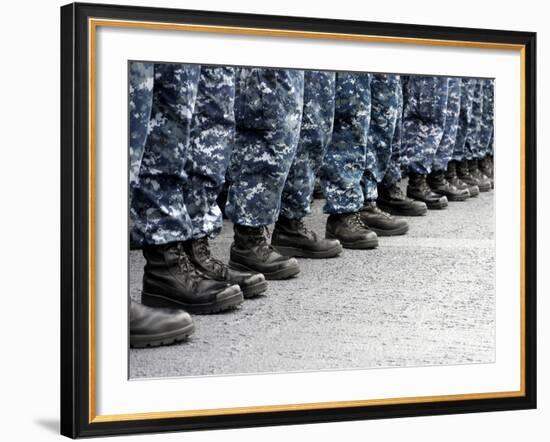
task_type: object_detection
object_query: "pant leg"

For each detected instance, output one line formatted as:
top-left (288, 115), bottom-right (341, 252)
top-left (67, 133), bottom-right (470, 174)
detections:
top-left (183, 66), bottom-right (235, 239)
top-left (432, 77), bottom-right (461, 172)
top-left (362, 74), bottom-right (401, 201)
top-left (478, 79), bottom-right (495, 157)
top-left (381, 77), bottom-right (404, 187)
top-left (402, 76), bottom-right (449, 175)
top-left (320, 72), bottom-right (372, 214)
top-left (129, 62), bottom-right (153, 192)
top-left (130, 63), bottom-right (201, 247)
top-left (226, 68), bottom-right (305, 226)
top-left (279, 70), bottom-right (336, 219)
top-left (396, 75), bottom-right (411, 171)
top-left (464, 79), bottom-right (484, 160)
top-left (128, 62), bottom-right (153, 249)
top-left (451, 78), bottom-right (475, 162)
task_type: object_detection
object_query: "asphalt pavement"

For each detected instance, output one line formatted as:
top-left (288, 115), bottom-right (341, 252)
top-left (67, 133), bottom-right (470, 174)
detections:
top-left (129, 186), bottom-right (495, 379)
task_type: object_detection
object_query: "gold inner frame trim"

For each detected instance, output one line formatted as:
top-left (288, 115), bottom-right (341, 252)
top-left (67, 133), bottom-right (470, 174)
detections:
top-left (88, 18), bottom-right (527, 424)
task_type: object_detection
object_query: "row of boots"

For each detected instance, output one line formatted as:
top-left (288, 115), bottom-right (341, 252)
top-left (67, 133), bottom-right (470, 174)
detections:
top-left (404, 158), bottom-right (493, 210)
top-left (131, 156), bottom-right (493, 348)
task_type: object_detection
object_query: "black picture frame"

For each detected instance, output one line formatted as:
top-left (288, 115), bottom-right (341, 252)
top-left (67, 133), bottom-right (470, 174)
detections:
top-left (60, 2), bottom-right (537, 438)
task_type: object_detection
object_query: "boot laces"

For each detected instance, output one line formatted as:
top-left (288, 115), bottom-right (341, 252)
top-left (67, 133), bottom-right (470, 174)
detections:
top-left (172, 243), bottom-right (200, 278)
top-left (195, 238), bottom-right (227, 277)
top-left (294, 218), bottom-right (317, 240)
top-left (446, 163), bottom-right (458, 180)
top-left (417, 178), bottom-right (432, 194)
top-left (247, 226), bottom-right (276, 260)
top-left (387, 184), bottom-right (405, 200)
top-left (366, 202), bottom-right (391, 219)
top-left (346, 212), bottom-right (369, 231)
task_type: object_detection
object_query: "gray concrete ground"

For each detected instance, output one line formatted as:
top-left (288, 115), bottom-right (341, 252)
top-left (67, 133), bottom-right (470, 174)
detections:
top-left (129, 188), bottom-right (495, 379)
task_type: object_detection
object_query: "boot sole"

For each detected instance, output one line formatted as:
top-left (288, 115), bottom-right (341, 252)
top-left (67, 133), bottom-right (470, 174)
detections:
top-left (377, 203), bottom-right (427, 217)
top-left (130, 323), bottom-right (195, 348)
top-left (426, 199), bottom-right (448, 209)
top-left (369, 224), bottom-right (409, 237)
top-left (444, 193), bottom-right (470, 202)
top-left (478, 184), bottom-right (492, 192)
top-left (326, 231), bottom-right (378, 249)
top-left (459, 179), bottom-right (491, 193)
top-left (229, 261), bottom-right (300, 281)
top-left (242, 279), bottom-right (268, 298)
top-left (141, 286), bottom-right (243, 314)
top-left (468, 188), bottom-right (480, 198)
top-left (272, 243), bottom-right (343, 259)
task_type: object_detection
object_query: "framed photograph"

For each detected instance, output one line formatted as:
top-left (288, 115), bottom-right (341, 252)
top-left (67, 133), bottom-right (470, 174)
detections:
top-left (60, 2), bottom-right (537, 438)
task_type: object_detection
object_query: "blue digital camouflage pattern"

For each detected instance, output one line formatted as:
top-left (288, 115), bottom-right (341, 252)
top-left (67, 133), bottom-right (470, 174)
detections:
top-left (401, 76), bottom-right (449, 175)
top-left (432, 77), bottom-right (461, 172)
top-left (486, 79), bottom-right (494, 157)
top-left (184, 66), bottom-right (236, 239)
top-left (130, 63), bottom-right (201, 248)
top-left (129, 62), bottom-right (154, 190)
top-left (478, 79), bottom-right (495, 157)
top-left (381, 76), bottom-right (404, 187)
top-left (464, 79), bottom-right (484, 160)
top-left (362, 73), bottom-right (402, 201)
top-left (451, 78), bottom-right (475, 162)
top-left (398, 75), bottom-right (410, 171)
top-left (225, 68), bottom-right (305, 226)
top-left (279, 70), bottom-right (336, 219)
top-left (320, 72), bottom-right (372, 214)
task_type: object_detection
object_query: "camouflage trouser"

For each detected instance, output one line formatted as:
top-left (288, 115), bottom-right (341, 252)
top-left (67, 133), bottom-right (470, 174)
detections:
top-left (464, 79), bottom-right (484, 160)
top-left (279, 70), bottom-right (336, 219)
top-left (402, 76), bottom-right (449, 175)
top-left (394, 75), bottom-right (410, 171)
top-left (381, 77), bottom-right (404, 187)
top-left (479, 79), bottom-right (495, 157)
top-left (130, 63), bottom-right (235, 247)
top-left (129, 62), bottom-right (154, 191)
top-left (184, 66), bottom-right (236, 239)
top-left (451, 78), bottom-right (476, 162)
top-left (225, 68), bottom-right (305, 226)
top-left (362, 74), bottom-right (402, 201)
top-left (432, 77), bottom-right (461, 172)
top-left (320, 72), bottom-right (372, 214)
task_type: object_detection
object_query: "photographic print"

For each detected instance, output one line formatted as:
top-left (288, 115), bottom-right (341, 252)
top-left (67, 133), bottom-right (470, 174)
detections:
top-left (128, 63), bottom-right (497, 379)
top-left (60, 3), bottom-right (536, 437)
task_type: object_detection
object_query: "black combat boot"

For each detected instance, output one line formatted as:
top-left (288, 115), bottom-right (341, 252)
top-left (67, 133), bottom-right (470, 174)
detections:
top-left (229, 225), bottom-right (300, 280)
top-left (407, 173), bottom-right (449, 209)
top-left (479, 155), bottom-right (494, 188)
top-left (469, 159), bottom-right (492, 192)
top-left (359, 201), bottom-right (409, 236)
top-left (377, 183), bottom-right (428, 216)
top-left (446, 160), bottom-right (479, 197)
top-left (427, 169), bottom-right (470, 201)
top-left (457, 159), bottom-right (491, 192)
top-left (185, 237), bottom-right (267, 298)
top-left (326, 211), bottom-right (378, 249)
top-left (130, 299), bottom-right (195, 348)
top-left (271, 216), bottom-right (343, 258)
top-left (141, 242), bottom-right (243, 314)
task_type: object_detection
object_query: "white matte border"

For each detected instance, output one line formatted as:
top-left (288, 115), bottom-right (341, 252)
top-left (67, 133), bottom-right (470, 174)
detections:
top-left (94, 24), bottom-right (521, 416)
